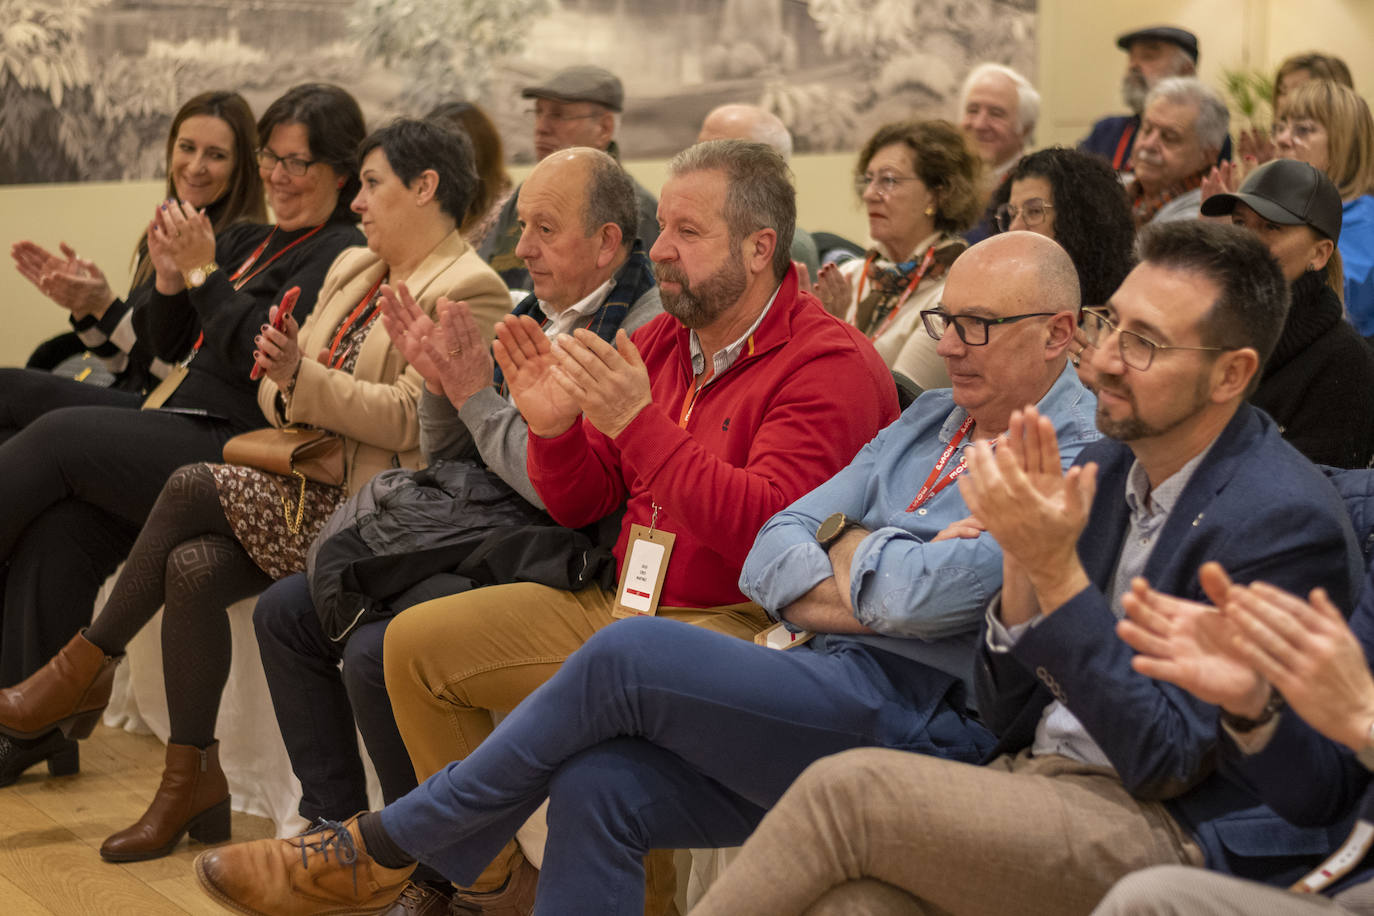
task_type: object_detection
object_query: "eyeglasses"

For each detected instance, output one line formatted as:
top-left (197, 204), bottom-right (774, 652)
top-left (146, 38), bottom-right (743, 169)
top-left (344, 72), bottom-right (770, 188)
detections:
top-left (1079, 307), bottom-right (1237, 371)
top-left (854, 173), bottom-right (922, 198)
top-left (920, 308), bottom-right (1055, 346)
top-left (257, 147), bottom-right (318, 177)
top-left (527, 107), bottom-right (602, 123)
top-left (994, 198), bottom-right (1054, 232)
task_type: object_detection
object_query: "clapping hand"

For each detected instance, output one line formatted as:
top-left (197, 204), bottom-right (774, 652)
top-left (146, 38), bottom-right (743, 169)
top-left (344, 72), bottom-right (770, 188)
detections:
top-left (12, 240), bottom-right (115, 318)
top-left (958, 407), bottom-right (1096, 616)
top-left (491, 314), bottom-right (584, 437)
top-left (1117, 563), bottom-right (1271, 717)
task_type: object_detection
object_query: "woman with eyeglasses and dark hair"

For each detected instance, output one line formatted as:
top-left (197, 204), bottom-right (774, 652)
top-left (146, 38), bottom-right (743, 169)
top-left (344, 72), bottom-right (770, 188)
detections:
top-left (814, 120), bottom-right (983, 390)
top-left (5, 90), bottom-right (266, 439)
top-left (1199, 158), bottom-right (1374, 468)
top-left (989, 147), bottom-right (1137, 307)
top-left (0, 84), bottom-right (364, 761)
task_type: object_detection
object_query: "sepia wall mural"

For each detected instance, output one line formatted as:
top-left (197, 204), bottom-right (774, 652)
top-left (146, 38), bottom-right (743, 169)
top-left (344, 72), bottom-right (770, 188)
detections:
top-left (0, 0), bottom-right (1036, 184)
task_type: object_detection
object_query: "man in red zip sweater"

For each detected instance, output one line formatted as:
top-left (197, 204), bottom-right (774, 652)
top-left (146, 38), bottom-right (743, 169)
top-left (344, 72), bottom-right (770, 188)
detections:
top-left (192, 139), bottom-right (898, 916)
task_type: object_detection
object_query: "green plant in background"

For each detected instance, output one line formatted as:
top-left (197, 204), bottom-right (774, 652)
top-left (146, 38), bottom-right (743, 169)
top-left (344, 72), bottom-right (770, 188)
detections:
top-left (351, 0), bottom-right (553, 110)
top-left (1222, 66), bottom-right (1275, 130)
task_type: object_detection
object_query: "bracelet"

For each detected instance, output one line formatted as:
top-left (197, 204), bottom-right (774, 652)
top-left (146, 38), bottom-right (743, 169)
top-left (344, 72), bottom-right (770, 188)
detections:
top-left (1220, 691), bottom-right (1286, 733)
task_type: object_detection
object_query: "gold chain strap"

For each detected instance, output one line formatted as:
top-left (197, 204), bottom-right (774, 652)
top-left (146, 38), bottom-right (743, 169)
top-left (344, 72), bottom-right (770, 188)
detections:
top-left (279, 469), bottom-right (308, 535)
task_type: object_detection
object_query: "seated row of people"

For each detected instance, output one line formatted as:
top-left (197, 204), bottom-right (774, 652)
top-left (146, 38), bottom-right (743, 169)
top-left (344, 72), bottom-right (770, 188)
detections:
top-left (1, 55), bottom-right (1373, 916)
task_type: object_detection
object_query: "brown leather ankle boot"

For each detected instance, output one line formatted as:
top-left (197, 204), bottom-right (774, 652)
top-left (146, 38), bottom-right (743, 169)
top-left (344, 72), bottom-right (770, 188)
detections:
top-left (0, 630), bottom-right (121, 740)
top-left (100, 740), bottom-right (231, 862)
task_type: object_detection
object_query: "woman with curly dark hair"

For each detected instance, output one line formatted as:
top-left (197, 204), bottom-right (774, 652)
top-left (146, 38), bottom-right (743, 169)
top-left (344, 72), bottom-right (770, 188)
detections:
top-left (989, 146), bottom-right (1136, 307)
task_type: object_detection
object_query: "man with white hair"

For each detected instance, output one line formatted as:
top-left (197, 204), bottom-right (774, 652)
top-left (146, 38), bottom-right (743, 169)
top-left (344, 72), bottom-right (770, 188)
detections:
top-left (697, 102), bottom-right (819, 276)
top-left (1127, 76), bottom-right (1229, 226)
top-left (959, 63), bottom-right (1038, 183)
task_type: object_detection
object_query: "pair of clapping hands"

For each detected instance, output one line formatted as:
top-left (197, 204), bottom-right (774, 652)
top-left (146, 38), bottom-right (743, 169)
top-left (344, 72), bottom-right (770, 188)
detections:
top-left (949, 406), bottom-right (1374, 753)
top-left (377, 286), bottom-right (650, 439)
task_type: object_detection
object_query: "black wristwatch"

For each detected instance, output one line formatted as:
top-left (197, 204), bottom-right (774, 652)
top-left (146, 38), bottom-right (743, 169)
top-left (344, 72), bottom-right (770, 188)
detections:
top-left (1220, 691), bottom-right (1286, 734)
top-left (816, 512), bottom-right (859, 549)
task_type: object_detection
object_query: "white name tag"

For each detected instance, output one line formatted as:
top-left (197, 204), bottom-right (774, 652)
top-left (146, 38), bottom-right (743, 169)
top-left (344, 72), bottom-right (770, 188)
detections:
top-left (613, 524), bottom-right (675, 618)
top-left (754, 621), bottom-right (815, 651)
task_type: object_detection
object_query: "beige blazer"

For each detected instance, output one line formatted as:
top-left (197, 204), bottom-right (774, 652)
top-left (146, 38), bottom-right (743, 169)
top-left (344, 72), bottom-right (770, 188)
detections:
top-left (256, 229), bottom-right (509, 494)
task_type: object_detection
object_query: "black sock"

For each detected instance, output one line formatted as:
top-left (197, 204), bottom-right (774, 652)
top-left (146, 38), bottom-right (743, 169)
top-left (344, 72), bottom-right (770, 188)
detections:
top-left (357, 811), bottom-right (416, 869)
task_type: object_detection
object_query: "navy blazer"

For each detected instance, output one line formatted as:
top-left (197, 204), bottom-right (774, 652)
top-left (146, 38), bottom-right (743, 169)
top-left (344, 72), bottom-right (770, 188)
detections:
top-left (974, 404), bottom-right (1362, 883)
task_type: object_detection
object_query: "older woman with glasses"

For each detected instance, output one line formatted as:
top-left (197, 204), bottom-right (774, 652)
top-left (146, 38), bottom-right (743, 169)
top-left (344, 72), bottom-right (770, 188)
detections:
top-left (815, 120), bottom-right (982, 390)
top-left (1272, 80), bottom-right (1374, 336)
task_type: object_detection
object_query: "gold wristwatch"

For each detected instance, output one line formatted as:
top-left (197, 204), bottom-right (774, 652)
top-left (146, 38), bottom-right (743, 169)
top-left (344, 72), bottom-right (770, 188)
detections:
top-left (816, 512), bottom-right (859, 549)
top-left (186, 262), bottom-right (219, 289)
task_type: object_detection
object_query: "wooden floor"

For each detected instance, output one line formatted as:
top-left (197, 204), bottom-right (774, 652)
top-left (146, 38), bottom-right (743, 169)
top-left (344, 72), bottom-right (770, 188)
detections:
top-left (0, 724), bottom-right (274, 915)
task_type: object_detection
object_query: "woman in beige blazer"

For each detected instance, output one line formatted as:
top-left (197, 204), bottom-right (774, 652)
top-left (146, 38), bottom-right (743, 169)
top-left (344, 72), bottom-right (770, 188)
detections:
top-left (0, 118), bottom-right (507, 861)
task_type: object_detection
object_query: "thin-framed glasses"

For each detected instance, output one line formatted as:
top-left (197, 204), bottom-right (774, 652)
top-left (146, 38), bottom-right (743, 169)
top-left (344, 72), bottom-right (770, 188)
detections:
top-left (257, 147), bottom-right (317, 177)
top-left (854, 173), bottom-right (921, 198)
top-left (1079, 307), bottom-right (1237, 371)
top-left (526, 107), bottom-right (602, 123)
top-left (994, 198), bottom-right (1054, 232)
top-left (920, 308), bottom-right (1055, 346)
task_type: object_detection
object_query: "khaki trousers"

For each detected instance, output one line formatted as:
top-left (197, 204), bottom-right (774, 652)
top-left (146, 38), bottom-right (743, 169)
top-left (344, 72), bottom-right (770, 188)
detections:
top-left (1092, 865), bottom-right (1372, 915)
top-left (691, 747), bottom-right (1205, 916)
top-left (383, 582), bottom-right (769, 906)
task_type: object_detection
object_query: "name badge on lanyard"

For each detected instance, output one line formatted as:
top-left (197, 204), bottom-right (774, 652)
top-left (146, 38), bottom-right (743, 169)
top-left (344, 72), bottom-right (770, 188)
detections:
top-left (613, 503), bottom-right (676, 618)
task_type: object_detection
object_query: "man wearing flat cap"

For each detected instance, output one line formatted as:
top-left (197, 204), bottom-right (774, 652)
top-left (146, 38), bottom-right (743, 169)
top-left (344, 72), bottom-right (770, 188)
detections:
top-left (1080, 25), bottom-right (1231, 173)
top-left (480, 65), bottom-right (661, 295)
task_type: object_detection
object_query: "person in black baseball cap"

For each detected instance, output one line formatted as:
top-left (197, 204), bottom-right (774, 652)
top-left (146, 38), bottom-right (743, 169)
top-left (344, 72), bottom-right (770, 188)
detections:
top-left (1201, 158), bottom-right (1374, 467)
top-left (1080, 24), bottom-right (1231, 173)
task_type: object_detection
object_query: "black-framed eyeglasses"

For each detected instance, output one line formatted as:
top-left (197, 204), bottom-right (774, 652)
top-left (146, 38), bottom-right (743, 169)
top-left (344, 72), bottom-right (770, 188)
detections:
top-left (854, 173), bottom-right (921, 198)
top-left (257, 147), bottom-right (318, 177)
top-left (1079, 307), bottom-right (1238, 371)
top-left (994, 198), bottom-right (1054, 232)
top-left (920, 308), bottom-right (1055, 346)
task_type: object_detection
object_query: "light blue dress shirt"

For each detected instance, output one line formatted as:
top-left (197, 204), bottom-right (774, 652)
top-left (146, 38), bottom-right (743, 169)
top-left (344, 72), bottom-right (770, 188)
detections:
top-left (740, 362), bottom-right (1099, 653)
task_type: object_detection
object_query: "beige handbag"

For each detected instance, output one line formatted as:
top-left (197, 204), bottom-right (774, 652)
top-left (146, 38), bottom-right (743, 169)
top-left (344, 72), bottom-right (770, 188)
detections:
top-left (222, 426), bottom-right (345, 533)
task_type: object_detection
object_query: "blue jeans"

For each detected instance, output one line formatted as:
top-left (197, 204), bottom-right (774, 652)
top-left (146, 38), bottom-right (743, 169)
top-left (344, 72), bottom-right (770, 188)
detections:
top-left (380, 615), bottom-right (994, 915)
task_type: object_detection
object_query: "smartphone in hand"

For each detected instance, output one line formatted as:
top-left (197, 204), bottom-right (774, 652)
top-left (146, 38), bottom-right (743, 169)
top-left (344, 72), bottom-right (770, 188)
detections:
top-left (251, 286), bottom-right (301, 380)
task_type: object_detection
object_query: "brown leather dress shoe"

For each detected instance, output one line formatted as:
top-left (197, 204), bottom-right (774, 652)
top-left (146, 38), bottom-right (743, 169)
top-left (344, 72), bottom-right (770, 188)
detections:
top-left (381, 882), bottom-right (453, 916)
top-left (450, 852), bottom-right (538, 916)
top-left (195, 815), bottom-right (414, 916)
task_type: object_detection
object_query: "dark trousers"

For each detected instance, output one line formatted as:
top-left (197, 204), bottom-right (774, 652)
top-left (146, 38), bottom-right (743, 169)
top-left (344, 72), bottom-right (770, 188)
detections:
top-left (253, 573), bottom-right (420, 818)
top-left (0, 367), bottom-right (142, 446)
top-left (0, 404), bottom-right (234, 685)
top-left (379, 616), bottom-right (995, 916)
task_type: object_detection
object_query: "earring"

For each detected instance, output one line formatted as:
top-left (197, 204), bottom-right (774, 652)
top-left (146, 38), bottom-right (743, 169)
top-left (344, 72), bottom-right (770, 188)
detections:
top-left (924, 206), bottom-right (936, 216)
top-left (1305, 263), bottom-right (1317, 272)
top-left (337, 178), bottom-right (346, 189)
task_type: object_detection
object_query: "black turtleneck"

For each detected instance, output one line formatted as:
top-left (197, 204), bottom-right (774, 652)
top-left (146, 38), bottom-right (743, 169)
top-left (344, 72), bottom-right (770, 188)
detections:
top-left (1250, 270), bottom-right (1374, 468)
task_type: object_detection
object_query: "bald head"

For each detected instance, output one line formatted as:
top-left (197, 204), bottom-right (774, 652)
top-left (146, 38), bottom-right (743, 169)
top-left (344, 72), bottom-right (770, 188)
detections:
top-left (948, 231), bottom-right (1080, 315)
top-left (937, 231), bottom-right (1081, 432)
top-left (698, 104), bottom-right (793, 161)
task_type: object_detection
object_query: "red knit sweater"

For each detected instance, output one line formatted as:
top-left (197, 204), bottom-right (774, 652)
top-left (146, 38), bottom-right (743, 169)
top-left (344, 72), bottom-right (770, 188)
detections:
top-left (528, 268), bottom-right (899, 608)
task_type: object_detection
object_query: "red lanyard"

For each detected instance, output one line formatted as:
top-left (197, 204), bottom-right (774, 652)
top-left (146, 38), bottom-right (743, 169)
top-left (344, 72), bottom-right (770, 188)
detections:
top-left (906, 416), bottom-right (975, 512)
top-left (856, 246), bottom-right (938, 340)
top-left (677, 369), bottom-right (711, 429)
top-left (189, 221), bottom-right (327, 355)
top-left (1112, 122), bottom-right (1136, 171)
top-left (325, 274), bottom-right (386, 367)
top-left (230, 223), bottom-right (326, 290)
